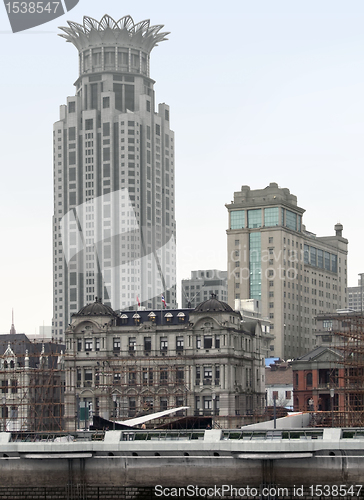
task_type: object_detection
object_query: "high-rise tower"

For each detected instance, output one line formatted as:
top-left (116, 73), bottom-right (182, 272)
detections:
top-left (52, 15), bottom-right (176, 341)
top-left (226, 183), bottom-right (348, 360)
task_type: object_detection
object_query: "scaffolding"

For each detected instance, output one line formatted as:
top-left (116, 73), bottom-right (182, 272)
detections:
top-left (64, 347), bottom-right (192, 431)
top-left (330, 312), bottom-right (364, 426)
top-left (0, 337), bottom-right (64, 432)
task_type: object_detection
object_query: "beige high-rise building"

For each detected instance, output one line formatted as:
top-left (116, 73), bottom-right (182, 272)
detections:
top-left (226, 183), bottom-right (348, 360)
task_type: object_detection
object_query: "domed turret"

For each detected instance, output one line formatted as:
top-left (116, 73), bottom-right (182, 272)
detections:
top-left (194, 294), bottom-right (233, 313)
top-left (74, 298), bottom-right (116, 317)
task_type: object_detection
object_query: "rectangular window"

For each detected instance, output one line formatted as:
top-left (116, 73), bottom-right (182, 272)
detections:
top-left (85, 119), bottom-right (93, 131)
top-left (113, 338), bottom-right (121, 351)
top-left (68, 101), bottom-right (75, 113)
top-left (129, 337), bottom-right (136, 351)
top-left (176, 336), bottom-right (184, 351)
top-left (250, 232), bottom-right (261, 300)
top-left (69, 127), bottom-right (76, 141)
top-left (1, 381), bottom-right (8, 394)
top-left (160, 367), bottom-right (168, 385)
top-left (176, 368), bottom-right (184, 385)
top-left (144, 337), bottom-right (151, 351)
top-left (125, 84), bottom-right (135, 111)
top-left (215, 335), bottom-right (220, 348)
top-left (247, 209), bottom-right (262, 229)
top-left (103, 96), bottom-right (110, 108)
top-left (128, 369), bottom-right (136, 386)
top-left (230, 210), bottom-right (245, 229)
top-left (310, 246), bottom-right (317, 267)
top-left (286, 210), bottom-right (297, 231)
top-left (264, 207), bottom-right (279, 227)
top-left (85, 338), bottom-right (92, 351)
top-left (160, 338), bottom-right (168, 351)
top-left (103, 122), bottom-right (110, 136)
top-left (325, 252), bottom-right (330, 271)
top-left (69, 151), bottom-right (76, 165)
top-left (204, 336), bottom-right (212, 349)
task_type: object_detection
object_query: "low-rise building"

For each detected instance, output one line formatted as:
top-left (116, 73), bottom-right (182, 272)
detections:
top-left (64, 297), bottom-right (271, 430)
top-left (265, 360), bottom-right (293, 409)
top-left (0, 334), bottom-right (64, 431)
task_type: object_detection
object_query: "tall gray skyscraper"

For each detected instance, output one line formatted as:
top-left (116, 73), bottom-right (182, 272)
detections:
top-left (53, 15), bottom-right (176, 340)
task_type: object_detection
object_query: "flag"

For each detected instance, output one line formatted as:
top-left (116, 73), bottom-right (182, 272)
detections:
top-left (136, 295), bottom-right (140, 307)
top-left (161, 295), bottom-right (167, 308)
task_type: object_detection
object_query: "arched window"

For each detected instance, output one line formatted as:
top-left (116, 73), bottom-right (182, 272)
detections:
top-left (306, 372), bottom-right (312, 387)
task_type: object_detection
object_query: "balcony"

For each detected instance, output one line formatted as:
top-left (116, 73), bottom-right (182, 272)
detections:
top-left (203, 379), bottom-right (212, 386)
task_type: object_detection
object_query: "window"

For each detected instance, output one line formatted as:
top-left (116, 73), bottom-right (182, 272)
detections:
top-left (230, 210), bottom-right (245, 229)
top-left (68, 102), bottom-right (75, 113)
top-left (176, 368), bottom-right (184, 385)
top-left (84, 369), bottom-right (92, 387)
top-left (272, 391), bottom-right (278, 401)
top-left (215, 335), bottom-right (220, 348)
top-left (306, 373), bottom-right (312, 387)
top-left (160, 338), bottom-right (168, 351)
top-left (103, 96), bottom-right (110, 108)
top-left (286, 210), bottom-right (297, 231)
top-left (215, 365), bottom-right (220, 384)
top-left (128, 369), bottom-right (136, 386)
top-left (160, 367), bottom-right (168, 385)
top-left (160, 397), bottom-right (168, 411)
top-left (195, 366), bottom-right (200, 385)
top-left (85, 338), bottom-right (92, 351)
top-left (285, 391), bottom-right (291, 399)
top-left (95, 338), bottom-right (100, 351)
top-left (85, 119), bottom-right (93, 130)
top-left (113, 338), bottom-right (121, 351)
top-left (204, 336), bottom-right (212, 349)
top-left (176, 336), bottom-right (184, 351)
top-left (129, 337), bottom-right (136, 352)
top-left (1, 381), bottom-right (8, 394)
top-left (144, 337), bottom-right (151, 351)
top-left (264, 207), bottom-right (279, 227)
top-left (196, 336), bottom-right (201, 349)
top-left (247, 209), bottom-right (262, 228)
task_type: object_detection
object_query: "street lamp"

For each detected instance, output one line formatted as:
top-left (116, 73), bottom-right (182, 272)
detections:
top-left (112, 394), bottom-right (117, 430)
top-left (330, 388), bottom-right (335, 427)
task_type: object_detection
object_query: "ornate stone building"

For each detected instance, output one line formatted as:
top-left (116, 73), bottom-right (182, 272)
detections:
top-left (64, 297), bottom-right (271, 430)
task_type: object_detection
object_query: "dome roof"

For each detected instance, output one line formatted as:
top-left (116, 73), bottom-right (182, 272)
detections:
top-left (194, 296), bottom-right (233, 313)
top-left (75, 298), bottom-right (116, 317)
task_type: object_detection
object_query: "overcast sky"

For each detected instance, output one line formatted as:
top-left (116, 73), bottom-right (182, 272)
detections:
top-left (0, 0), bottom-right (363, 335)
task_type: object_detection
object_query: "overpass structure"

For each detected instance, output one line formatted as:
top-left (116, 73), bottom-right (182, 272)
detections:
top-left (1, 428), bottom-right (364, 499)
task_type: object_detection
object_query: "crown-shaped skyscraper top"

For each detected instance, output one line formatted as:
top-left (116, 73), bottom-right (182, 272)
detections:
top-left (59, 15), bottom-right (170, 53)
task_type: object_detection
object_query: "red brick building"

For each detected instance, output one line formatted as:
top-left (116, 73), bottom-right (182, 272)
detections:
top-left (291, 346), bottom-right (345, 412)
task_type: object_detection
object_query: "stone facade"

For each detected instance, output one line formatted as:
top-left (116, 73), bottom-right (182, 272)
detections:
top-left (226, 182), bottom-right (348, 360)
top-left (63, 298), bottom-right (270, 430)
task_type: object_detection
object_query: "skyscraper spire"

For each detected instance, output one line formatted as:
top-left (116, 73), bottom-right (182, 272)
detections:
top-left (10, 309), bottom-right (16, 335)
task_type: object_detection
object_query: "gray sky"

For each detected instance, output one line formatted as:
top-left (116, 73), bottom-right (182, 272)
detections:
top-left (0, 0), bottom-right (363, 335)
